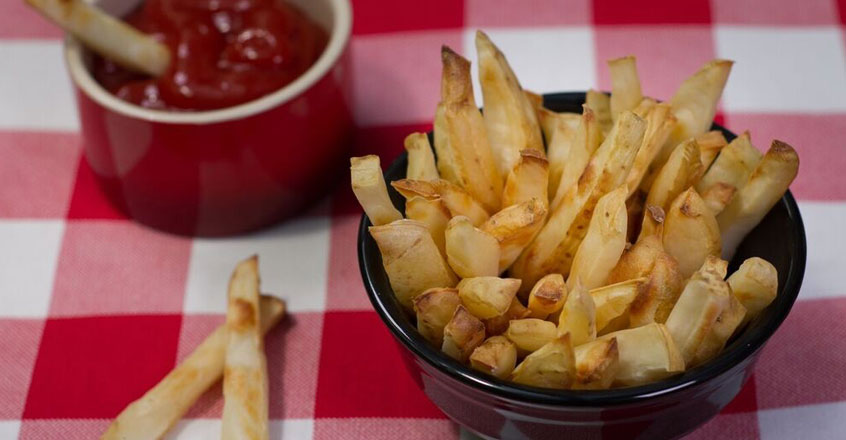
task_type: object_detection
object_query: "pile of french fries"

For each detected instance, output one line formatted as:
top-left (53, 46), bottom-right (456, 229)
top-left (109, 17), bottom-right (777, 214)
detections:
top-left (352, 30), bottom-right (798, 390)
top-left (101, 256), bottom-right (284, 439)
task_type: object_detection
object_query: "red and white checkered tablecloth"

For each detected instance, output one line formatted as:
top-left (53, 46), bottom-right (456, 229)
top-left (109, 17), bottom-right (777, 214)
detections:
top-left (2, 0), bottom-right (846, 438)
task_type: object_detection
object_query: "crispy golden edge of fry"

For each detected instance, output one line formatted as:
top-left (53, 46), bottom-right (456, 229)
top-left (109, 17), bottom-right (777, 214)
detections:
top-left (445, 216), bottom-right (501, 278)
top-left (598, 323), bottom-right (684, 387)
top-left (457, 276), bottom-right (521, 319)
top-left (470, 335), bottom-right (518, 379)
top-left (695, 131), bottom-right (761, 195)
top-left (690, 294), bottom-right (746, 367)
top-left (503, 149), bottom-right (549, 209)
top-left (350, 155), bottom-right (403, 226)
top-left (572, 337), bottom-right (619, 390)
top-left (591, 278), bottom-right (647, 334)
top-left (102, 295), bottom-right (284, 440)
top-left (662, 187), bottom-right (722, 279)
top-left (586, 89), bottom-right (612, 137)
top-left (222, 256), bottom-right (268, 440)
top-left (440, 45), bottom-right (475, 106)
top-left (528, 273), bottom-right (567, 318)
top-left (625, 103), bottom-right (677, 198)
top-left (727, 257), bottom-right (778, 320)
top-left (701, 183), bottom-right (736, 216)
top-left (481, 197), bottom-right (547, 273)
top-left (414, 288), bottom-right (461, 347)
top-left (404, 132), bottom-right (440, 181)
top-left (695, 130), bottom-right (728, 170)
top-left (510, 333), bottom-right (576, 389)
top-left (608, 55), bottom-right (643, 121)
top-left (443, 305), bottom-right (486, 361)
top-left (641, 138), bottom-right (702, 237)
top-left (484, 297), bottom-right (531, 335)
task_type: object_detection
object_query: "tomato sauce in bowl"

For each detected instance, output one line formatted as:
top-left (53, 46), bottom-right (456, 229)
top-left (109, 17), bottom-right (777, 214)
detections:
top-left (92, 0), bottom-right (328, 110)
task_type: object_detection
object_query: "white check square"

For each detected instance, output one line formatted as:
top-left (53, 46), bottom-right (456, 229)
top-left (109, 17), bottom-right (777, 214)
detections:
top-left (165, 419), bottom-right (314, 439)
top-left (0, 220), bottom-right (64, 317)
top-left (758, 401), bottom-right (846, 440)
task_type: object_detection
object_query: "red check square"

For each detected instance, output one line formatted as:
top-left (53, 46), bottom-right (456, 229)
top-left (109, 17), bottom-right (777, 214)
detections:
top-left (466, 0), bottom-right (591, 27)
top-left (0, 2), bottom-right (63, 38)
top-left (593, 0), bottom-right (711, 25)
top-left (684, 411), bottom-right (760, 440)
top-left (315, 311), bottom-right (445, 418)
top-left (713, 0), bottom-right (838, 25)
top-left (721, 374), bottom-right (758, 414)
top-left (351, 0), bottom-right (463, 35)
top-left (0, 319), bottom-right (44, 418)
top-left (19, 419), bottom-right (111, 440)
top-left (23, 315), bottom-right (181, 418)
top-left (66, 157), bottom-right (128, 220)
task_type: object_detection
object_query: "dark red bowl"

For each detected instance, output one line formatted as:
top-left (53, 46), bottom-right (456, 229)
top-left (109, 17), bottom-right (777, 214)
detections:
top-left (358, 92), bottom-right (806, 440)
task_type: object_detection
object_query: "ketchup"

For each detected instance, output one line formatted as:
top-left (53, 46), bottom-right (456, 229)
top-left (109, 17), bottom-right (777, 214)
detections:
top-left (92, 0), bottom-right (328, 110)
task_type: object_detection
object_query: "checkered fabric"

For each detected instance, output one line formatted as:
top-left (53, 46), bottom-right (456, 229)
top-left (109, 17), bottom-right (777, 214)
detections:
top-left (2, 0), bottom-right (845, 438)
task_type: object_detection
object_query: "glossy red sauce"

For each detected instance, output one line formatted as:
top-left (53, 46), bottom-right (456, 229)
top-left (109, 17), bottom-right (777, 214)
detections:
top-left (92, 0), bottom-right (328, 110)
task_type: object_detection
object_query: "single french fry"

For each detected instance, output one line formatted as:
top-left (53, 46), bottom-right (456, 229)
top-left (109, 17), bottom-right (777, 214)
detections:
top-left (663, 188), bottom-right (722, 278)
top-left (221, 256), bottom-right (268, 440)
top-left (539, 108), bottom-right (580, 153)
top-left (26, 0), bottom-right (170, 77)
top-left (442, 305), bottom-right (486, 362)
top-left (528, 273), bottom-right (567, 319)
top-left (695, 132), bottom-right (762, 195)
top-left (669, 59), bottom-right (733, 143)
top-left (608, 56), bottom-right (643, 121)
top-left (502, 149), bottom-right (549, 210)
top-left (505, 318), bottom-right (558, 354)
top-left (717, 140), bottom-right (799, 259)
top-left (484, 297), bottom-right (532, 336)
top-left (405, 196), bottom-right (451, 258)
top-left (444, 216), bottom-right (500, 278)
top-left (586, 89), bottom-right (612, 137)
top-left (727, 257), bottom-right (778, 321)
top-left (470, 335), bottom-right (518, 379)
top-left (510, 333), bottom-right (576, 389)
top-left (370, 220), bottom-right (458, 310)
top-left (632, 97), bottom-right (657, 118)
top-left (481, 198), bottom-right (547, 272)
top-left (597, 323), bottom-right (685, 387)
top-left (550, 105), bottom-right (603, 209)
top-left (351, 155), bottom-right (402, 226)
top-left (695, 130), bottom-right (728, 171)
top-left (625, 103), bottom-right (676, 197)
top-left (102, 295), bottom-right (285, 440)
top-left (458, 276), bottom-right (521, 319)
top-left (524, 90), bottom-right (545, 124)
top-left (641, 138), bottom-right (702, 237)
top-left (691, 294), bottom-right (746, 367)
top-left (567, 187), bottom-right (628, 290)
top-left (701, 183), bottom-right (736, 216)
top-left (591, 278), bottom-right (647, 334)
top-left (436, 47), bottom-right (505, 213)
top-left (392, 179), bottom-right (490, 226)
top-left (414, 288), bottom-right (461, 347)
top-left (476, 31), bottom-right (544, 175)
top-left (557, 280), bottom-right (596, 346)
top-left (404, 133), bottom-right (439, 181)
top-left (572, 337), bottom-right (619, 390)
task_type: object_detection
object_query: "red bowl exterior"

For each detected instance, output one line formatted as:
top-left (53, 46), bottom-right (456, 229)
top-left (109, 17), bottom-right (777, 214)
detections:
top-left (74, 49), bottom-right (352, 236)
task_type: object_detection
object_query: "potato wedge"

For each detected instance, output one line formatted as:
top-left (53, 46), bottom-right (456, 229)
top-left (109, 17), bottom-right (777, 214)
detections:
top-left (695, 130), bottom-right (728, 171)
top-left (392, 179), bottom-right (490, 226)
top-left (669, 59), bottom-right (733, 143)
top-left (510, 333), bottom-right (576, 389)
top-left (102, 295), bottom-right (285, 440)
top-left (586, 89), bottom-right (612, 137)
top-left (470, 335), bottom-right (518, 379)
top-left (572, 337), bottom-right (619, 390)
top-left (458, 276), bottom-right (521, 319)
top-left (481, 198), bottom-right (547, 272)
top-left (442, 305), bottom-right (486, 362)
top-left (222, 256), bottom-right (268, 440)
top-left (414, 288), bottom-right (461, 347)
top-left (404, 132), bottom-right (439, 181)
top-left (475, 31), bottom-right (544, 175)
top-left (727, 257), bottom-right (778, 321)
top-left (550, 105), bottom-right (603, 209)
top-left (502, 149), bottom-right (549, 210)
top-left (695, 131), bottom-right (761, 195)
top-left (718, 140), bottom-right (799, 259)
top-left (484, 297), bottom-right (532, 336)
top-left (690, 294), bottom-right (746, 367)
top-left (625, 102), bottom-right (676, 197)
top-left (662, 188), bottom-right (721, 278)
top-left (370, 219), bottom-right (458, 310)
top-left (350, 155), bottom-right (402, 226)
top-left (557, 280), bottom-right (596, 346)
top-left (528, 273), bottom-right (567, 319)
top-left (701, 183), bottom-right (736, 216)
top-left (445, 216), bottom-right (501, 278)
top-left (608, 56), bottom-right (643, 121)
top-left (405, 196), bottom-right (451, 258)
top-left (641, 138), bottom-right (702, 237)
top-left (567, 186), bottom-right (628, 290)
top-left (505, 318), bottom-right (558, 354)
top-left (591, 278), bottom-right (647, 334)
top-left (597, 323), bottom-right (685, 387)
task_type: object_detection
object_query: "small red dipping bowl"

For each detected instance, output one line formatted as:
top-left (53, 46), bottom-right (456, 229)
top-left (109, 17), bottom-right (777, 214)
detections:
top-left (63, 0), bottom-right (353, 236)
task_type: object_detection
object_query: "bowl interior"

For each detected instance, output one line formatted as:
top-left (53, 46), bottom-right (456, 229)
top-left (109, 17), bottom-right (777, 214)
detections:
top-left (359, 92), bottom-right (807, 406)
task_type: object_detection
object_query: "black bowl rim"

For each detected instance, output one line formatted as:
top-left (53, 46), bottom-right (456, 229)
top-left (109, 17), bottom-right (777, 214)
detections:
top-left (358, 91), bottom-right (807, 407)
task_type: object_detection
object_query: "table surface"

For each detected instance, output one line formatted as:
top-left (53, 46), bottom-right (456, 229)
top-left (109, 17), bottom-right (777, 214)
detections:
top-left (2, 0), bottom-right (846, 439)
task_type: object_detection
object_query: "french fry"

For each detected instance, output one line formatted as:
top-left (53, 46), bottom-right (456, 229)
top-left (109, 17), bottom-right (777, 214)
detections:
top-left (572, 337), bottom-right (619, 390)
top-left (625, 102), bottom-right (676, 197)
top-left (597, 323), bottom-right (685, 387)
top-left (435, 46), bottom-right (504, 212)
top-left (528, 273), bottom-right (568, 319)
top-left (442, 305), bottom-right (486, 362)
top-left (586, 89), bottom-right (613, 137)
top-left (662, 188), bottom-right (722, 278)
top-left (701, 255), bottom-right (729, 279)
top-left (102, 296), bottom-right (285, 440)
top-left (524, 90), bottom-right (545, 123)
top-left (26, 0), bottom-right (171, 77)
top-left (539, 107), bottom-right (580, 151)
top-left (351, 155), bottom-right (403, 226)
top-left (484, 297), bottom-right (532, 336)
top-left (405, 196), bottom-right (451, 258)
top-left (370, 219), bottom-right (458, 310)
top-left (505, 318), bottom-right (558, 354)
top-left (665, 258), bottom-right (731, 364)
top-left (557, 280), bottom-right (596, 346)
top-left (717, 140), bottom-right (800, 259)
top-left (470, 335), bottom-right (518, 379)
top-left (632, 97), bottom-right (657, 118)
top-left (510, 333), bottom-right (576, 389)
top-left (690, 294), bottom-right (746, 367)
top-left (444, 216), bottom-right (501, 278)
top-left (726, 257), bottom-right (778, 321)
top-left (392, 179), bottom-right (490, 226)
top-left (701, 183), bottom-right (736, 216)
top-left (608, 56), bottom-right (643, 121)
top-left (641, 138), bottom-right (702, 237)
top-left (458, 276), bottom-right (521, 319)
top-left (502, 149), bottom-right (549, 210)
top-left (668, 59), bottom-right (733, 143)
top-left (550, 105), bottom-right (603, 209)
top-left (475, 31), bottom-right (544, 175)
top-left (695, 130), bottom-right (728, 171)
top-left (567, 187), bottom-right (628, 290)
top-left (695, 132), bottom-right (761, 195)
top-left (591, 278), bottom-right (647, 334)
top-left (511, 111), bottom-right (645, 291)
top-left (404, 133), bottom-right (439, 181)
top-left (414, 288), bottom-right (461, 347)
top-left (221, 256), bottom-right (268, 440)
top-left (480, 198), bottom-right (547, 272)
